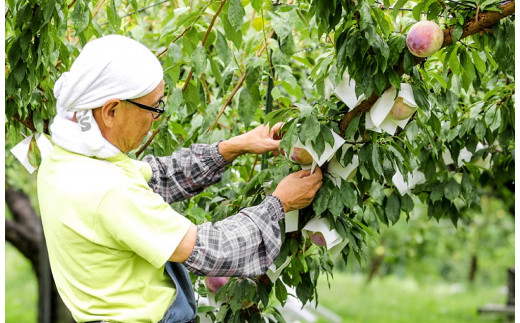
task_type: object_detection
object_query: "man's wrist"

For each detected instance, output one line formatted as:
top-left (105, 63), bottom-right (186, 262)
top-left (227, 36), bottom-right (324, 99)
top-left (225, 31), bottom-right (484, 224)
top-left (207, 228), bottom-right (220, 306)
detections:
top-left (218, 136), bottom-right (246, 162)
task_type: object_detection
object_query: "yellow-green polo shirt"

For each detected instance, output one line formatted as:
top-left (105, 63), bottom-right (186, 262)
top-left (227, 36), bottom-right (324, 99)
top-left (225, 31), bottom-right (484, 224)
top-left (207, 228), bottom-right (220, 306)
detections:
top-left (37, 146), bottom-right (192, 322)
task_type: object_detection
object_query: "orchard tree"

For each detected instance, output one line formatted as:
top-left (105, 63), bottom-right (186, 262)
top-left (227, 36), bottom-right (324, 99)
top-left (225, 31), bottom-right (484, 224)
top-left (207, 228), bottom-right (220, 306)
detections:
top-left (5, 0), bottom-right (515, 322)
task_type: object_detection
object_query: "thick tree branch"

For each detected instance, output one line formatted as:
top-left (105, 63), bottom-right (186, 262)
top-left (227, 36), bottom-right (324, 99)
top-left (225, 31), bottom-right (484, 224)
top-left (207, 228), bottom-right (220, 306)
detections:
top-left (442, 1), bottom-right (515, 47)
top-left (5, 185), bottom-right (43, 274)
top-left (339, 1), bottom-right (515, 135)
top-left (5, 219), bottom-right (41, 270)
top-left (6, 185), bottom-right (43, 237)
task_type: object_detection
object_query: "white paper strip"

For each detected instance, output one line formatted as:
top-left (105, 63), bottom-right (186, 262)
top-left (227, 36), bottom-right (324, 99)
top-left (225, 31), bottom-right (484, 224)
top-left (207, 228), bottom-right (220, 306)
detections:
top-left (10, 134), bottom-right (36, 174)
top-left (285, 210), bottom-right (299, 233)
top-left (302, 217), bottom-right (343, 250)
top-left (329, 238), bottom-right (349, 260)
top-left (392, 168), bottom-right (426, 196)
top-left (326, 144), bottom-right (359, 187)
top-left (267, 257), bottom-right (291, 282)
top-left (35, 133), bottom-right (54, 160)
top-left (442, 143), bottom-right (490, 169)
top-left (332, 72), bottom-right (365, 110)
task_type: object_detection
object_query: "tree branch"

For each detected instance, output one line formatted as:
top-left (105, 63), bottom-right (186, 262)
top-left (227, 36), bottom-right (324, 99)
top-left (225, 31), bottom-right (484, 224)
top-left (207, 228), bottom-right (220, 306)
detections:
top-left (5, 219), bottom-right (41, 271)
top-left (339, 1), bottom-right (515, 135)
top-left (6, 185), bottom-right (43, 237)
top-left (5, 185), bottom-right (44, 274)
top-left (11, 110), bottom-right (50, 134)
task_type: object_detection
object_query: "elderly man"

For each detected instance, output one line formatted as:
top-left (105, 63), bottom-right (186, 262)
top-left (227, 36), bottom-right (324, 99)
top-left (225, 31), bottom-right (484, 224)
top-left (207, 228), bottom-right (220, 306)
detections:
top-left (37, 35), bottom-right (322, 323)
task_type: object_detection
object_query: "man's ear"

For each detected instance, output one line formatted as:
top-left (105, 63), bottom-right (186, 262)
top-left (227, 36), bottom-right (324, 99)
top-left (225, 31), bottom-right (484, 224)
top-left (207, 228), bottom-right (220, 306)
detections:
top-left (98, 99), bottom-right (121, 128)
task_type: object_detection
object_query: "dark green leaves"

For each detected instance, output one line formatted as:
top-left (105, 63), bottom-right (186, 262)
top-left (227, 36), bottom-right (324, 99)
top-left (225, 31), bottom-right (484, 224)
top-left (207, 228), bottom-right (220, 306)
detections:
top-left (385, 192), bottom-right (401, 224)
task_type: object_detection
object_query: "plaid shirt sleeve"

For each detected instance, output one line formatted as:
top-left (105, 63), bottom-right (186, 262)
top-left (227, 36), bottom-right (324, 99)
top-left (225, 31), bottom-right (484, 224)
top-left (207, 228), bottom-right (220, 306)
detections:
top-left (183, 195), bottom-right (285, 277)
top-left (143, 143), bottom-right (230, 204)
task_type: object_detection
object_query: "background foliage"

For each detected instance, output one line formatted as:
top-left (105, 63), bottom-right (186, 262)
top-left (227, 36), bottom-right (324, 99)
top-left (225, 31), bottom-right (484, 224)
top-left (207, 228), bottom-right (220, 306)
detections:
top-left (5, 0), bottom-right (515, 322)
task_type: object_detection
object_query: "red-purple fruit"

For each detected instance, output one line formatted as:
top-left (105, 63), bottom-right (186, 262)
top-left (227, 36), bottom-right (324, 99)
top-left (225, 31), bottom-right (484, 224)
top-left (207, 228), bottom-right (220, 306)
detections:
top-left (406, 21), bottom-right (444, 57)
top-left (205, 277), bottom-right (229, 294)
top-left (309, 231), bottom-right (327, 246)
top-left (290, 147), bottom-right (313, 165)
top-left (388, 97), bottom-right (416, 120)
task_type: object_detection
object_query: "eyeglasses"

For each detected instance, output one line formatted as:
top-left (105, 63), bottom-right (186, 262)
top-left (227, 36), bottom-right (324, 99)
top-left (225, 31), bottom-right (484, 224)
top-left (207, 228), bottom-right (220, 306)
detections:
top-left (125, 99), bottom-right (166, 119)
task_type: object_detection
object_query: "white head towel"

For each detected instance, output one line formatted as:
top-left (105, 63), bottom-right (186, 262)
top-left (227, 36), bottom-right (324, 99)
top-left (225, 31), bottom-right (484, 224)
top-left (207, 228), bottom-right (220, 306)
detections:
top-left (50, 34), bottom-right (164, 158)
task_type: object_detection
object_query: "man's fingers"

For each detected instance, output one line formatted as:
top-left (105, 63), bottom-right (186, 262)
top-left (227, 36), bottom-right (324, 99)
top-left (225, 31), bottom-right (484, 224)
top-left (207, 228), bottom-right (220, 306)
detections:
top-left (294, 169), bottom-right (312, 178)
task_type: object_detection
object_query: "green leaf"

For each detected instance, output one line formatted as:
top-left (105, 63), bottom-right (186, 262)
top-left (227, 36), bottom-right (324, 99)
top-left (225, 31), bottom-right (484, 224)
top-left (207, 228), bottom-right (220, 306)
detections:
top-left (444, 177), bottom-right (460, 201)
top-left (412, 0), bottom-right (429, 21)
top-left (275, 279), bottom-right (288, 304)
top-left (369, 181), bottom-right (385, 201)
top-left (474, 119), bottom-right (486, 138)
top-left (302, 115), bottom-right (321, 139)
top-left (215, 304), bottom-right (229, 322)
top-left (33, 109), bottom-right (44, 133)
top-left (215, 30), bottom-right (232, 65)
top-left (71, 1), bottom-right (90, 33)
top-left (312, 184), bottom-right (329, 216)
top-left (385, 192), bottom-right (401, 224)
top-left (328, 190), bottom-right (344, 217)
top-left (251, 0), bottom-right (263, 12)
top-left (221, 13), bottom-right (242, 49)
top-left (461, 171), bottom-right (476, 204)
top-left (452, 24), bottom-right (463, 43)
top-left (392, 0), bottom-right (409, 18)
top-left (430, 183), bottom-right (444, 203)
top-left (371, 7), bottom-right (392, 37)
top-left (382, 156), bottom-right (396, 181)
top-left (106, 0), bottom-right (121, 32)
top-left (461, 51), bottom-right (476, 87)
top-left (238, 86), bottom-right (258, 129)
top-left (372, 144), bottom-right (384, 176)
top-left (344, 115), bottom-right (361, 139)
top-left (400, 194), bottom-right (414, 213)
top-left (296, 274), bottom-right (313, 304)
top-left (270, 11), bottom-right (293, 41)
top-left (448, 48), bottom-right (461, 75)
top-left (403, 51), bottom-right (415, 75)
top-left (470, 50), bottom-right (486, 74)
top-left (340, 182), bottom-right (358, 209)
top-left (191, 46), bottom-right (207, 76)
top-left (228, 0), bottom-right (245, 32)
top-left (358, 1), bottom-right (373, 30)
top-left (280, 33), bottom-right (296, 56)
top-left (319, 124), bottom-right (335, 148)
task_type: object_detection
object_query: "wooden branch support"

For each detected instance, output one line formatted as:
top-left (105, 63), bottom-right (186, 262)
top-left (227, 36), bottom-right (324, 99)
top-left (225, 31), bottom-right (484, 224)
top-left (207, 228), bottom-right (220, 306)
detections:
top-left (338, 1), bottom-right (515, 135)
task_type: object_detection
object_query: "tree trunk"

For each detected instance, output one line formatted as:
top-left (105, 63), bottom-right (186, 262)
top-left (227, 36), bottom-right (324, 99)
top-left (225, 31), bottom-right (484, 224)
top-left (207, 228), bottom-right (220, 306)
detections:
top-left (467, 254), bottom-right (478, 283)
top-left (5, 186), bottom-right (74, 323)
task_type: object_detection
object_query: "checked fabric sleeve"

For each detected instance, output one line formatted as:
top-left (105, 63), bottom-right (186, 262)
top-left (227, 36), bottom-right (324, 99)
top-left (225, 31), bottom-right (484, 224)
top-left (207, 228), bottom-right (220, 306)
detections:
top-left (183, 195), bottom-right (285, 277)
top-left (143, 143), bottom-right (230, 204)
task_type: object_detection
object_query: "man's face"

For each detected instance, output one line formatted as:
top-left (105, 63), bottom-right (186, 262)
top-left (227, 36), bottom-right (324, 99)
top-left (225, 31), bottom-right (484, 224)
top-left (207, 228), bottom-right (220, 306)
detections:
top-left (112, 80), bottom-right (165, 153)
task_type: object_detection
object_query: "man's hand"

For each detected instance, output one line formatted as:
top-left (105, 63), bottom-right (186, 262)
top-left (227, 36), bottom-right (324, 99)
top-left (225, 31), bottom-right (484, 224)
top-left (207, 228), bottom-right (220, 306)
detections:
top-left (218, 123), bottom-right (282, 162)
top-left (272, 168), bottom-right (323, 212)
